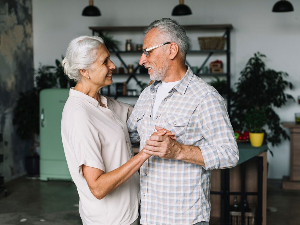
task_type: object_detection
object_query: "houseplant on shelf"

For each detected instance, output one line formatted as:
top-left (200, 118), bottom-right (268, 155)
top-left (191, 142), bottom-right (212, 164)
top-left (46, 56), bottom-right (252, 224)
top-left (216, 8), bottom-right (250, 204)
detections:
top-left (100, 32), bottom-right (120, 51)
top-left (230, 52), bottom-right (294, 147)
top-left (245, 108), bottom-right (267, 147)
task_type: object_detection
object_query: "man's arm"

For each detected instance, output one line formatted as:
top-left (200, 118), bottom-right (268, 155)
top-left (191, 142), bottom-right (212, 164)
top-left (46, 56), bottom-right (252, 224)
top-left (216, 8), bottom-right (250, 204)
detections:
top-left (144, 134), bottom-right (205, 166)
top-left (144, 92), bottom-right (239, 169)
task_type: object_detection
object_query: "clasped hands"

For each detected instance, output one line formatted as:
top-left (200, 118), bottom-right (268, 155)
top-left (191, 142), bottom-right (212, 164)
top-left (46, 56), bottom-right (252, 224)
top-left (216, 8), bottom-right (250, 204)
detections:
top-left (143, 126), bottom-right (182, 160)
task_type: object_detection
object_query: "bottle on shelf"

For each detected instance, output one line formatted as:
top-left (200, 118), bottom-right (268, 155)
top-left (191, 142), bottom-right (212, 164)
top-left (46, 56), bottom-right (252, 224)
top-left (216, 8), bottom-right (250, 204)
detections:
top-left (122, 82), bottom-right (127, 96)
top-left (118, 63), bottom-right (125, 74)
top-left (242, 198), bottom-right (249, 212)
top-left (125, 39), bottom-right (133, 51)
top-left (231, 195), bottom-right (240, 212)
top-left (127, 64), bottom-right (134, 74)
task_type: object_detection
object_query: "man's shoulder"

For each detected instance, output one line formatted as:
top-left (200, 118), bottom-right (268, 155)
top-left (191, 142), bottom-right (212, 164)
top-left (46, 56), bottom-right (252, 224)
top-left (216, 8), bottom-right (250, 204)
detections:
top-left (186, 75), bottom-right (217, 98)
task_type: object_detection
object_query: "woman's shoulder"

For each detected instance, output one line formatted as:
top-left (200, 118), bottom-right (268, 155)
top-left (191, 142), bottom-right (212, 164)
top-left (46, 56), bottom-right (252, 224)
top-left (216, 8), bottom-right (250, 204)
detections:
top-left (106, 96), bottom-right (132, 110)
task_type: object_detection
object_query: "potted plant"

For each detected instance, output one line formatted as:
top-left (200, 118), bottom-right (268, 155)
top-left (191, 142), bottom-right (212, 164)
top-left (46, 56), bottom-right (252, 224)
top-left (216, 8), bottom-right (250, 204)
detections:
top-left (13, 88), bottom-right (40, 176)
top-left (13, 58), bottom-right (73, 176)
top-left (230, 52), bottom-right (294, 146)
top-left (100, 32), bottom-right (120, 51)
top-left (245, 107), bottom-right (267, 147)
top-left (209, 76), bottom-right (233, 97)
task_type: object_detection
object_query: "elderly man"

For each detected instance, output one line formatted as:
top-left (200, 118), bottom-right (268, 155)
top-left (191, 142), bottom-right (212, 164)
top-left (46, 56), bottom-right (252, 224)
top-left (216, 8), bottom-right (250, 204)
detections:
top-left (127, 18), bottom-right (239, 225)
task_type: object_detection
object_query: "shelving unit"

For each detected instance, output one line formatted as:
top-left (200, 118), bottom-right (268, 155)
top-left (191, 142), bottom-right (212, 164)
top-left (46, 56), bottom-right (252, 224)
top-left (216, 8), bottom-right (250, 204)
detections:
top-left (210, 144), bottom-right (267, 225)
top-left (89, 24), bottom-right (232, 110)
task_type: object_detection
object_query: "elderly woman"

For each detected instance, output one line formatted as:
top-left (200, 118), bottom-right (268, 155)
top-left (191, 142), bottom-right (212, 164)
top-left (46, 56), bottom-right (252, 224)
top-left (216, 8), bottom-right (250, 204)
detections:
top-left (61, 36), bottom-right (172, 225)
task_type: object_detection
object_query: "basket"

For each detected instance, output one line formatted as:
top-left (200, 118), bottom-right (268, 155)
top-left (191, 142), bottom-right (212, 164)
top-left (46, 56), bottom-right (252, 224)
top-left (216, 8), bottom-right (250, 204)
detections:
top-left (198, 37), bottom-right (226, 50)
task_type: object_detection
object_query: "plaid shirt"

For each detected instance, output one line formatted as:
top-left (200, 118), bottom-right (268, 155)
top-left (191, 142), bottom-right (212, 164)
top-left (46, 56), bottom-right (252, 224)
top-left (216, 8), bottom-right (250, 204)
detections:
top-left (127, 67), bottom-right (239, 225)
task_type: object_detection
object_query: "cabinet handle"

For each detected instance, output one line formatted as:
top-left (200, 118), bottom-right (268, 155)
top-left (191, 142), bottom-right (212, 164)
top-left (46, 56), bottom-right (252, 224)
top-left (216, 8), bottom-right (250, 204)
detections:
top-left (41, 108), bottom-right (45, 127)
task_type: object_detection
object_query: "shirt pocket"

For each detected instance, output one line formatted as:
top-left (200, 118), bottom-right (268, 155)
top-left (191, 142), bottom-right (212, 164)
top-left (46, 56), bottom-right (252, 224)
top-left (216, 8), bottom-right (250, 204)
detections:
top-left (164, 115), bottom-right (189, 141)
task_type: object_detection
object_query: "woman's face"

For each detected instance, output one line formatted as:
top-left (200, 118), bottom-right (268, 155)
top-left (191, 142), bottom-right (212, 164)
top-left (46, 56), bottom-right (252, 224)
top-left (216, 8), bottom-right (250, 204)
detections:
top-left (86, 45), bottom-right (116, 88)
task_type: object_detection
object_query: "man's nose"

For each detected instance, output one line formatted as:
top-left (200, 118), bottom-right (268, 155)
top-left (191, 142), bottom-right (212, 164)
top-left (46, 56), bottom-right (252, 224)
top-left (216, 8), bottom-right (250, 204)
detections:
top-left (139, 53), bottom-right (147, 66)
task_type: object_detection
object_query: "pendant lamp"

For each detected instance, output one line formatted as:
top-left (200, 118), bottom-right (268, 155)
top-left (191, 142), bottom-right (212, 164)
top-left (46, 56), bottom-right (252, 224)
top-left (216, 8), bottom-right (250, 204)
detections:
top-left (272, 0), bottom-right (294, 12)
top-left (172, 0), bottom-right (192, 16)
top-left (82, 0), bottom-right (101, 16)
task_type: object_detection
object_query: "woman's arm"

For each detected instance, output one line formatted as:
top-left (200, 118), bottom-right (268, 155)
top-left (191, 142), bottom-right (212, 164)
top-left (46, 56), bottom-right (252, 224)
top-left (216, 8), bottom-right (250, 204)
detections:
top-left (83, 149), bottom-right (149, 200)
top-left (83, 129), bottom-right (175, 200)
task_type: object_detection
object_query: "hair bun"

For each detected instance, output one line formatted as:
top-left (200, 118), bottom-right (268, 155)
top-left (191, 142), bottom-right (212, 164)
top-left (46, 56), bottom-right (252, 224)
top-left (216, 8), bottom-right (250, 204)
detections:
top-left (62, 58), bottom-right (69, 75)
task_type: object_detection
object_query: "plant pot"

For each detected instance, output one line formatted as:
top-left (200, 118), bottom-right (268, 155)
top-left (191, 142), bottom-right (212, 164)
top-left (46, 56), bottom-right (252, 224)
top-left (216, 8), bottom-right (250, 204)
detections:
top-left (249, 133), bottom-right (264, 147)
top-left (25, 155), bottom-right (40, 176)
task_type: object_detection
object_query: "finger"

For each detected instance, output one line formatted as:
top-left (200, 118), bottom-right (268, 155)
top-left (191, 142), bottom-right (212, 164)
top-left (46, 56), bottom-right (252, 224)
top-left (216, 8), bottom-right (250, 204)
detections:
top-left (155, 130), bottom-right (167, 136)
top-left (155, 125), bottom-right (164, 131)
top-left (164, 131), bottom-right (176, 136)
top-left (144, 144), bottom-right (161, 152)
top-left (149, 134), bottom-right (165, 141)
top-left (143, 149), bottom-right (163, 157)
top-left (146, 139), bottom-right (161, 147)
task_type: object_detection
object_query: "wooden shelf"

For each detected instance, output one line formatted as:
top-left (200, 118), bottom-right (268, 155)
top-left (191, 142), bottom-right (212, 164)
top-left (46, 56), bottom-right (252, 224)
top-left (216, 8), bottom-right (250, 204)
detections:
top-left (89, 24), bottom-right (233, 32)
top-left (91, 24), bottom-right (232, 105)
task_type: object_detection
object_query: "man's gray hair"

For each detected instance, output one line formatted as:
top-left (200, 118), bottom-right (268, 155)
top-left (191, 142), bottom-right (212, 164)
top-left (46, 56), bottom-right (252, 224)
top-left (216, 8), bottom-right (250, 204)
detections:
top-left (62, 36), bottom-right (104, 82)
top-left (145, 18), bottom-right (188, 60)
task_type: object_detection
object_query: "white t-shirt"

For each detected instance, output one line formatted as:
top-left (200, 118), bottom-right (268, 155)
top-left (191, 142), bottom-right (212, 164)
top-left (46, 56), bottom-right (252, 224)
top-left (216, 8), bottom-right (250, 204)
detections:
top-left (153, 80), bottom-right (180, 117)
top-left (61, 88), bottom-right (139, 225)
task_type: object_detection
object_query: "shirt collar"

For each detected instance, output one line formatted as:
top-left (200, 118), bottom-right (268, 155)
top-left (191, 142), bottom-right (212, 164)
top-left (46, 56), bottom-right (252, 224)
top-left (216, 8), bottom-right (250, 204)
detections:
top-left (149, 66), bottom-right (193, 95)
top-left (69, 88), bottom-right (104, 108)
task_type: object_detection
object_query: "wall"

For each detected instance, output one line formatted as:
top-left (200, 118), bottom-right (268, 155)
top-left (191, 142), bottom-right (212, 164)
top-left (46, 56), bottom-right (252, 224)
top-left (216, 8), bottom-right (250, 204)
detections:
top-left (0, 0), bottom-right (33, 181)
top-left (32, 0), bottom-right (300, 179)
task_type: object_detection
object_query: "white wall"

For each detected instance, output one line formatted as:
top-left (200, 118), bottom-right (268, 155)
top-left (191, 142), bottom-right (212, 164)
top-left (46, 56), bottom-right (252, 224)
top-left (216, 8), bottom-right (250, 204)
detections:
top-left (33, 0), bottom-right (300, 179)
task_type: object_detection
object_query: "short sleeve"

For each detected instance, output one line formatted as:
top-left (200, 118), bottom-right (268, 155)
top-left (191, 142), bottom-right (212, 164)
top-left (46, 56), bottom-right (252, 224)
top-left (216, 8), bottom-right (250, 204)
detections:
top-left (73, 111), bottom-right (106, 174)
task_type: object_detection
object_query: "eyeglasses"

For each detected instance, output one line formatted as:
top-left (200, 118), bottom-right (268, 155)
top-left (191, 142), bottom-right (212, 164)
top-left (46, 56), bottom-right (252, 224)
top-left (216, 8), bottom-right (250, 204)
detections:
top-left (142, 42), bottom-right (171, 57)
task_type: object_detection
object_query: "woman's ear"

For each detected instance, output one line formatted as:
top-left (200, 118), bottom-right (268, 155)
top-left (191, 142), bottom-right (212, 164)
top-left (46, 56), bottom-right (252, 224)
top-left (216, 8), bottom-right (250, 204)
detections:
top-left (79, 69), bottom-right (89, 79)
top-left (169, 43), bottom-right (179, 60)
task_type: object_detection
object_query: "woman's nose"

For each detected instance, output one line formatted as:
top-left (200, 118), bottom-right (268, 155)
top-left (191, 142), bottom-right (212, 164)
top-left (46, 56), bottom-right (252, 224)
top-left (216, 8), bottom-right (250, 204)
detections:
top-left (109, 60), bottom-right (116, 70)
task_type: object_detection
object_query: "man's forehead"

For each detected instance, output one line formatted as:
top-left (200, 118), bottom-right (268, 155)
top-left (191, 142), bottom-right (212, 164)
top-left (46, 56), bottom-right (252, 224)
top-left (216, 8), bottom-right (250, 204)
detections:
top-left (144, 29), bottom-right (162, 46)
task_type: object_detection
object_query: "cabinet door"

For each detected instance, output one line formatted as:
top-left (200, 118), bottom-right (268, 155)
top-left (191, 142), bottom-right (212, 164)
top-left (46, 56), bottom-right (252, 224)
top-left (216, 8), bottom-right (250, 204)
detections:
top-left (39, 89), bottom-right (71, 180)
top-left (290, 129), bottom-right (300, 181)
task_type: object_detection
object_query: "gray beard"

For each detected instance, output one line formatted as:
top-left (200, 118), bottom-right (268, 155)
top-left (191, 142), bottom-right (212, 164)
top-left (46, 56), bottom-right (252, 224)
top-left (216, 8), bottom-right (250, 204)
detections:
top-left (149, 64), bottom-right (169, 81)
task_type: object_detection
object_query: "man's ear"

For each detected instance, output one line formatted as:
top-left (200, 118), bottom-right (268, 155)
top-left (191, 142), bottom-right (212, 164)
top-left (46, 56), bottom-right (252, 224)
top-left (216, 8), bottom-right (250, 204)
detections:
top-left (169, 43), bottom-right (179, 60)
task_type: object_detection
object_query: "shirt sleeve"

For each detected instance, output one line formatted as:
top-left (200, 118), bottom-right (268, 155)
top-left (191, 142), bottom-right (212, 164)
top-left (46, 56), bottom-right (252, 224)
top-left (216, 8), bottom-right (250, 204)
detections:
top-left (73, 111), bottom-right (106, 174)
top-left (195, 92), bottom-right (239, 170)
top-left (127, 97), bottom-right (142, 144)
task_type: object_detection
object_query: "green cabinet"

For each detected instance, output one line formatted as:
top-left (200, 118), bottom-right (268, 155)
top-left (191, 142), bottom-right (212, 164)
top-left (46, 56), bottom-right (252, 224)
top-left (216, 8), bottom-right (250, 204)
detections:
top-left (39, 89), bottom-right (71, 181)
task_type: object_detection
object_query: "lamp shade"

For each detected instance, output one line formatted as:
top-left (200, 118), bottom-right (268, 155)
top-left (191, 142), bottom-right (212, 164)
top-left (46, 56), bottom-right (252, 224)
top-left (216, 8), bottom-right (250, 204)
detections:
top-left (82, 0), bottom-right (101, 16)
top-left (172, 0), bottom-right (192, 16)
top-left (272, 0), bottom-right (294, 12)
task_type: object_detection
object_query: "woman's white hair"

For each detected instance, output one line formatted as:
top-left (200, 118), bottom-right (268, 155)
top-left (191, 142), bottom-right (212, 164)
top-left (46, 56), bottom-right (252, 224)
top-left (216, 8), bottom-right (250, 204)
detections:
top-left (62, 36), bottom-right (104, 82)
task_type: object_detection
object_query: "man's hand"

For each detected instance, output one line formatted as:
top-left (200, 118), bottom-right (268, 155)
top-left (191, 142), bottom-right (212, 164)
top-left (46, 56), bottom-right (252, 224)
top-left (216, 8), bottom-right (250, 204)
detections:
top-left (153, 126), bottom-right (176, 140)
top-left (144, 126), bottom-right (182, 159)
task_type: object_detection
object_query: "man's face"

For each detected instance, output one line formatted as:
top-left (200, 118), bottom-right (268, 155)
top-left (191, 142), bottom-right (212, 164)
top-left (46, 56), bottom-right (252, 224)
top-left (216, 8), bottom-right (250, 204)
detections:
top-left (139, 28), bottom-right (170, 81)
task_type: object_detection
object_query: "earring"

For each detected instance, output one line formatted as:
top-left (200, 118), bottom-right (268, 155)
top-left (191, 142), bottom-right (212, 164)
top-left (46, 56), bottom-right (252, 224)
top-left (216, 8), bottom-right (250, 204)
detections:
top-left (88, 76), bottom-right (90, 79)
